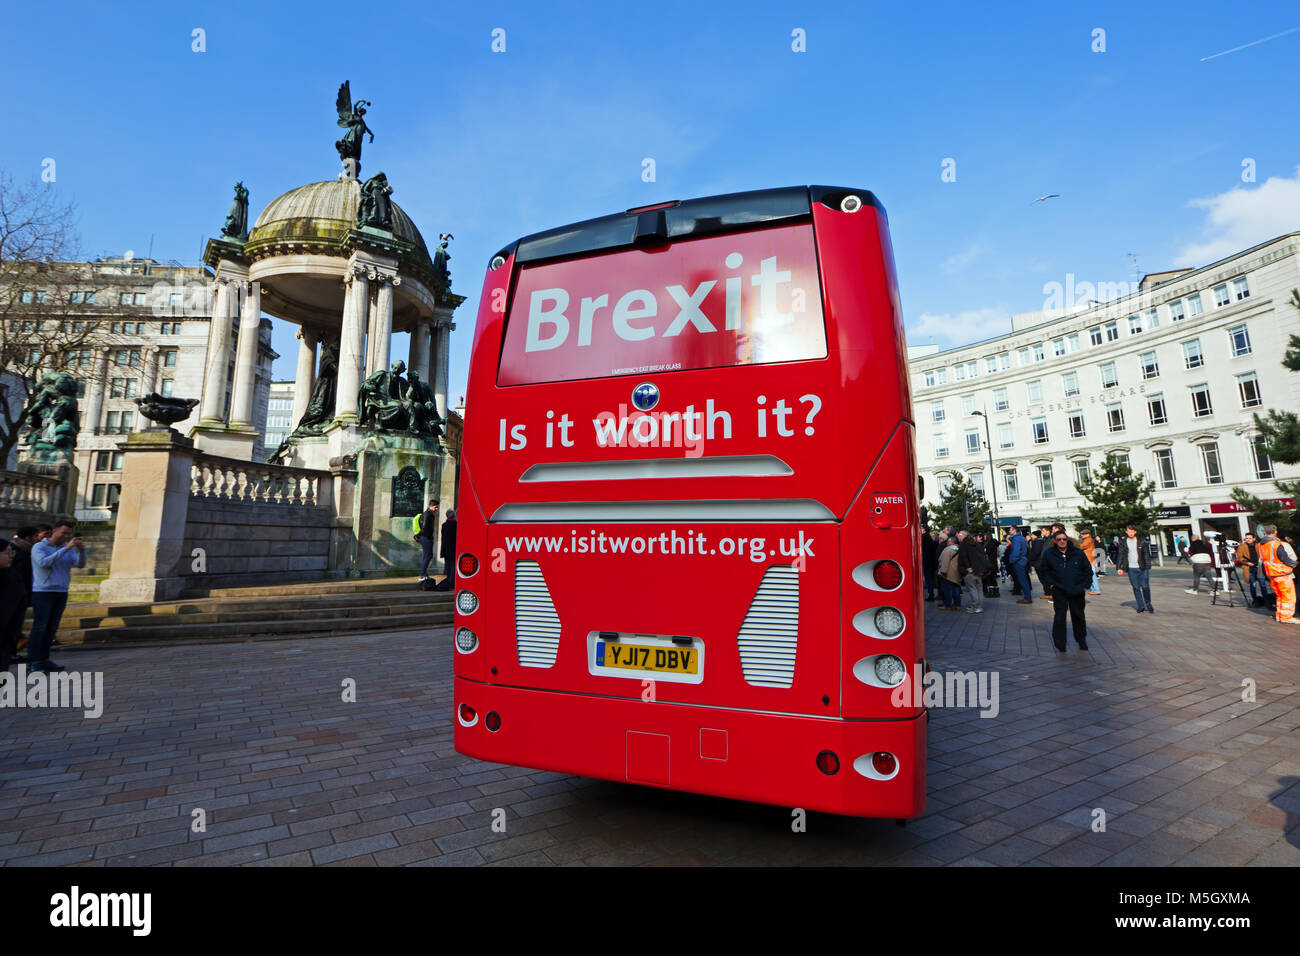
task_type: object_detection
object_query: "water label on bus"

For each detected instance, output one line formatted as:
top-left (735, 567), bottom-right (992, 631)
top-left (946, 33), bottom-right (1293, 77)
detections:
top-left (498, 223), bottom-right (827, 385)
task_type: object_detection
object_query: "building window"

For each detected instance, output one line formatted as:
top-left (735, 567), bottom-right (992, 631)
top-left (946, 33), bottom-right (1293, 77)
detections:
top-left (1145, 308), bottom-right (1159, 330)
top-left (923, 369), bottom-right (946, 387)
top-left (1139, 350), bottom-right (1159, 379)
top-left (1113, 452), bottom-right (1131, 472)
top-left (953, 363), bottom-right (967, 381)
top-left (930, 400), bottom-right (946, 423)
top-left (1104, 321), bottom-right (1119, 342)
top-left (1228, 324), bottom-right (1251, 357)
top-left (1067, 332), bottom-right (1080, 353)
top-left (1106, 403), bottom-right (1126, 433)
top-left (961, 394), bottom-right (976, 416)
top-left (95, 450), bottom-right (126, 472)
top-left (985, 355), bottom-right (999, 374)
top-left (969, 471), bottom-right (985, 495)
top-left (1232, 276), bottom-right (1250, 301)
top-left (1213, 283), bottom-right (1230, 308)
top-left (1168, 298), bottom-right (1185, 322)
top-left (1190, 384), bottom-right (1213, 418)
top-left (1033, 343), bottom-right (1044, 362)
top-left (934, 434), bottom-right (949, 458)
top-left (1183, 338), bottom-right (1204, 369)
top-left (1062, 371), bottom-right (1080, 397)
top-left (163, 349), bottom-right (178, 368)
top-left (1026, 380), bottom-right (1043, 404)
top-left (1002, 468), bottom-right (1020, 501)
top-left (999, 352), bottom-right (1011, 371)
top-left (1251, 437), bottom-right (1274, 479)
top-left (134, 292), bottom-right (147, 306)
top-left (161, 378), bottom-right (174, 397)
top-left (1018, 346), bottom-right (1032, 366)
top-left (1037, 463), bottom-right (1055, 497)
top-left (1199, 442), bottom-right (1224, 485)
top-left (1053, 337), bottom-right (1067, 357)
top-left (993, 387), bottom-right (1009, 412)
top-left (1089, 326), bottom-right (1103, 346)
top-left (1128, 314), bottom-right (1143, 335)
top-left (1032, 418), bottom-right (1048, 444)
top-left (1186, 293), bottom-right (1203, 318)
top-left (120, 292), bottom-right (132, 306)
top-left (110, 377), bottom-right (125, 398)
top-left (1072, 459), bottom-right (1091, 489)
top-left (91, 483), bottom-right (121, 507)
top-left (1154, 448), bottom-right (1177, 488)
top-left (1099, 361), bottom-right (1118, 389)
top-left (965, 430), bottom-right (980, 455)
top-left (1068, 413), bottom-right (1086, 438)
top-left (997, 422), bottom-right (1013, 449)
top-left (1147, 394), bottom-right (1167, 426)
top-left (1237, 372), bottom-right (1262, 408)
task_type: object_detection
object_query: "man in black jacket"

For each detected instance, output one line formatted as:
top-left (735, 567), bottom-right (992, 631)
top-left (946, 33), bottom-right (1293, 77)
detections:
top-left (921, 530), bottom-right (938, 602)
top-left (416, 499), bottom-right (439, 582)
top-left (436, 509), bottom-right (458, 590)
top-left (957, 530), bottom-right (988, 614)
top-left (1040, 529), bottom-right (1092, 651)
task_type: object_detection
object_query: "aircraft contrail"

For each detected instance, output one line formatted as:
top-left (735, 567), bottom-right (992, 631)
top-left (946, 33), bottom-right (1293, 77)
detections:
top-left (1201, 25), bottom-right (1300, 61)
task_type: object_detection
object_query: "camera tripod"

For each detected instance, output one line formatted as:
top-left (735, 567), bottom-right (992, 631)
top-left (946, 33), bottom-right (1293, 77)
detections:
top-left (1210, 563), bottom-right (1251, 608)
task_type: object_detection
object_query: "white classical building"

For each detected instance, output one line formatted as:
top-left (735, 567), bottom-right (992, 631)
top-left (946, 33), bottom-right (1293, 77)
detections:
top-left (911, 232), bottom-right (1300, 553)
top-left (9, 256), bottom-right (276, 519)
top-left (262, 381), bottom-right (296, 453)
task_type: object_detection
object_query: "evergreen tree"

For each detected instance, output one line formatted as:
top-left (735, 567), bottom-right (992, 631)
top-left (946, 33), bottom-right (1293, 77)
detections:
top-left (927, 470), bottom-right (991, 531)
top-left (1075, 452), bottom-right (1155, 540)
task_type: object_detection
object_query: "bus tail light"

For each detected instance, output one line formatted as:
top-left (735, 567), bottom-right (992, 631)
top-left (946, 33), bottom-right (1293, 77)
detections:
top-left (874, 607), bottom-right (905, 637)
top-left (873, 655), bottom-right (907, 687)
top-left (458, 553), bottom-right (479, 577)
top-left (853, 751), bottom-right (900, 781)
top-left (457, 702), bottom-right (478, 727)
top-left (455, 627), bottom-right (478, 653)
top-left (872, 560), bottom-right (903, 590)
top-left (456, 590), bottom-right (479, 615)
top-left (485, 711), bottom-right (502, 732)
top-left (816, 750), bottom-right (840, 775)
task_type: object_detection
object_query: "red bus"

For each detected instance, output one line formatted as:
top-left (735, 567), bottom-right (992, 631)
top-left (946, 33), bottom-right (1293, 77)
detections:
top-left (452, 186), bottom-right (925, 818)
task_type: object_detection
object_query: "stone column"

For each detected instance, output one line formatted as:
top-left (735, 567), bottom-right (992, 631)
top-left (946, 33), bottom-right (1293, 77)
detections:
top-left (432, 308), bottom-right (456, 420)
top-left (292, 327), bottom-right (317, 428)
top-left (335, 267), bottom-right (369, 423)
top-left (371, 274), bottom-right (398, 377)
top-left (198, 279), bottom-right (235, 424)
top-left (229, 280), bottom-right (261, 427)
top-left (84, 348), bottom-right (109, 435)
top-left (412, 318), bottom-right (432, 382)
top-left (134, 346), bottom-right (160, 431)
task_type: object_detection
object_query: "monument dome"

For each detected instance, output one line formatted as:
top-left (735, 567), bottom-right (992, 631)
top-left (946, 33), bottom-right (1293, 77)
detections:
top-left (247, 180), bottom-right (433, 268)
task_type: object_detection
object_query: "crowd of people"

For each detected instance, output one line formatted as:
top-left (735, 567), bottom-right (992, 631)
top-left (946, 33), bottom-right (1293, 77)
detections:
top-left (920, 519), bottom-right (1300, 652)
top-left (1, 520), bottom-right (85, 673)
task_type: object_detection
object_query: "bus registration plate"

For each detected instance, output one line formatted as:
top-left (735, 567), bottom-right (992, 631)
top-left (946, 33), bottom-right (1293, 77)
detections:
top-left (596, 641), bottom-right (698, 675)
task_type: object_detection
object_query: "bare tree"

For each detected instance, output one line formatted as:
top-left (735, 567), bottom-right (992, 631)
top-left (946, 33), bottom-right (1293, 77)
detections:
top-left (0, 172), bottom-right (130, 465)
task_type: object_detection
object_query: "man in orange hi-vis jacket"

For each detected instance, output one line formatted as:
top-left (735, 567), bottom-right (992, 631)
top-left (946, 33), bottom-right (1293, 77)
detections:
top-left (1257, 525), bottom-right (1299, 624)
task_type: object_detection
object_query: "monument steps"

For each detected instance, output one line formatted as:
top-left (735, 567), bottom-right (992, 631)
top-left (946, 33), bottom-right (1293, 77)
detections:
top-left (48, 576), bottom-right (456, 645)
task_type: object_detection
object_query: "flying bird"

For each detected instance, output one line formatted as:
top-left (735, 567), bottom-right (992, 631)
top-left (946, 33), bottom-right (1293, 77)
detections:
top-left (1032, 194), bottom-right (1060, 204)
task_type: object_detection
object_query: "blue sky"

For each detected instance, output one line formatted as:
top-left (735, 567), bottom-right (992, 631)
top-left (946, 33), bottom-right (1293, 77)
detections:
top-left (4, 1), bottom-right (1299, 401)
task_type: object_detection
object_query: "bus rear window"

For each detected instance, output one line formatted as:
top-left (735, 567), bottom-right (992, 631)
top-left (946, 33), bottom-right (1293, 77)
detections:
top-left (498, 222), bottom-right (827, 385)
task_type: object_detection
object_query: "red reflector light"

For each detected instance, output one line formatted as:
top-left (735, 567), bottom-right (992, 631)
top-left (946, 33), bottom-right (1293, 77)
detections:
top-left (873, 560), bottom-right (904, 590)
top-left (458, 703), bottom-right (476, 723)
top-left (816, 750), bottom-right (840, 775)
top-left (458, 553), bottom-right (479, 577)
top-left (485, 711), bottom-right (501, 732)
top-left (872, 751), bottom-right (897, 776)
top-left (625, 200), bottom-right (678, 213)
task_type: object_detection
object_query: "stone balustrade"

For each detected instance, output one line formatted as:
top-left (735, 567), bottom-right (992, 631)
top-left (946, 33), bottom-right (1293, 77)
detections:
top-left (0, 469), bottom-right (61, 512)
top-left (190, 452), bottom-right (331, 508)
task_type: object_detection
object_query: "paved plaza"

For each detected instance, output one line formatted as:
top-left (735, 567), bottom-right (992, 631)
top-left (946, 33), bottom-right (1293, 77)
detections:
top-left (0, 567), bottom-right (1297, 867)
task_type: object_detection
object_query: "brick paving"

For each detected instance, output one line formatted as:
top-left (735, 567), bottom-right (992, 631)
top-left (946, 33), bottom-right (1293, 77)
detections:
top-left (1, 566), bottom-right (1296, 866)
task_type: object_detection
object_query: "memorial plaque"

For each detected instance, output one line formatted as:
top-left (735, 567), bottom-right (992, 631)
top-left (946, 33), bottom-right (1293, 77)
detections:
top-left (391, 466), bottom-right (425, 517)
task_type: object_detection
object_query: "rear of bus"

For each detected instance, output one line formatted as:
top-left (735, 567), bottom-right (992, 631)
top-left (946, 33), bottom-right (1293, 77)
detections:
top-left (452, 186), bottom-right (925, 818)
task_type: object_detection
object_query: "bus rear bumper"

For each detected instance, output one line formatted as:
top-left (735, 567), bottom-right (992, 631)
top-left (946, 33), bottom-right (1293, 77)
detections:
top-left (454, 677), bottom-right (927, 819)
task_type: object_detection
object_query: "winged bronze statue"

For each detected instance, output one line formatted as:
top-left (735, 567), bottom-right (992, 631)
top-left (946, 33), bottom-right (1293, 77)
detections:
top-left (335, 81), bottom-right (374, 162)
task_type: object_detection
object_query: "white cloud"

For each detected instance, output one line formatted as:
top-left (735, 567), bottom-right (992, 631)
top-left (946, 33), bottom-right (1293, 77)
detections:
top-left (906, 306), bottom-right (1012, 349)
top-left (940, 242), bottom-right (986, 275)
top-left (1178, 165), bottom-right (1300, 264)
